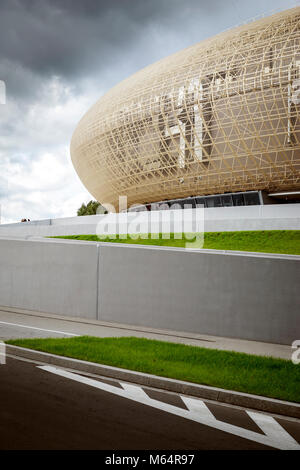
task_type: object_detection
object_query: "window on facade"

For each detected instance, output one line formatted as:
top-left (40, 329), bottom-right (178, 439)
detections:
top-left (244, 192), bottom-right (260, 205)
top-left (196, 197), bottom-right (206, 207)
top-left (222, 195), bottom-right (233, 207)
top-left (232, 194), bottom-right (245, 206)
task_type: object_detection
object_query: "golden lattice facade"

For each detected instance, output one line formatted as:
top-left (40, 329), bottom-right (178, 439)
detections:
top-left (70, 7), bottom-right (300, 209)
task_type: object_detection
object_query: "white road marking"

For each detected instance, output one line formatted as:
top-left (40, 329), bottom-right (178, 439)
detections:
top-left (121, 382), bottom-right (150, 400)
top-left (181, 396), bottom-right (216, 420)
top-left (39, 365), bottom-right (300, 450)
top-left (246, 410), bottom-right (299, 449)
top-left (0, 321), bottom-right (78, 337)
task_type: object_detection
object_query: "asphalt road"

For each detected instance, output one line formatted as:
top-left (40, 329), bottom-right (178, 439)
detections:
top-left (0, 356), bottom-right (300, 450)
top-left (0, 316), bottom-right (299, 451)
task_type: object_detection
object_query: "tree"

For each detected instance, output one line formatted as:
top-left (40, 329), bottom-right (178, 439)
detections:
top-left (77, 200), bottom-right (108, 216)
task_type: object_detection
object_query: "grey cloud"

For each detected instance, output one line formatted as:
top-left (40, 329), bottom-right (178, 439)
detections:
top-left (1, 0), bottom-right (293, 103)
top-left (0, 1), bottom-right (228, 86)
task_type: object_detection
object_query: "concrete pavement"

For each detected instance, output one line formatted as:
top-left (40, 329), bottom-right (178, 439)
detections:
top-left (0, 306), bottom-right (293, 360)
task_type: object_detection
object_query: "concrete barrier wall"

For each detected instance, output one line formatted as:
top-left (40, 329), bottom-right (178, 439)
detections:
top-left (0, 204), bottom-right (299, 237)
top-left (0, 237), bottom-right (299, 344)
top-left (98, 245), bottom-right (300, 345)
top-left (0, 238), bottom-right (98, 319)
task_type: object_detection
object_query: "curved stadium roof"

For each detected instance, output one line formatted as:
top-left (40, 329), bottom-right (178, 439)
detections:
top-left (71, 7), bottom-right (300, 210)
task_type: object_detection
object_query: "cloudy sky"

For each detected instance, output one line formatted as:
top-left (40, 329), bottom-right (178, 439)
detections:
top-left (0, 0), bottom-right (298, 223)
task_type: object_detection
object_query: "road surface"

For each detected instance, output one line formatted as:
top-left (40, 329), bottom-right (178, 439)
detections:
top-left (0, 316), bottom-right (299, 450)
top-left (0, 355), bottom-right (299, 450)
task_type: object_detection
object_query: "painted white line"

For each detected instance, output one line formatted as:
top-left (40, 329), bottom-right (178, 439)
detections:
top-left (0, 321), bottom-right (78, 337)
top-left (39, 365), bottom-right (300, 450)
top-left (181, 396), bottom-right (216, 420)
top-left (246, 410), bottom-right (300, 450)
top-left (121, 382), bottom-right (150, 400)
top-left (0, 340), bottom-right (5, 365)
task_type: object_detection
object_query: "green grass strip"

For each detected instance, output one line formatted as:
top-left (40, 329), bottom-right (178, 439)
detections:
top-left (50, 230), bottom-right (300, 255)
top-left (6, 336), bottom-right (300, 403)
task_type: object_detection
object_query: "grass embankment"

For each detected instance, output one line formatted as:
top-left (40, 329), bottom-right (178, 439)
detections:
top-left (51, 230), bottom-right (300, 255)
top-left (6, 336), bottom-right (300, 403)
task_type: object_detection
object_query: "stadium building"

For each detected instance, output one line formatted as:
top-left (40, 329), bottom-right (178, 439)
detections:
top-left (70, 7), bottom-right (300, 211)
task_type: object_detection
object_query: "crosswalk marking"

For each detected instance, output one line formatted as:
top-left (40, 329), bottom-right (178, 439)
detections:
top-left (38, 365), bottom-right (300, 450)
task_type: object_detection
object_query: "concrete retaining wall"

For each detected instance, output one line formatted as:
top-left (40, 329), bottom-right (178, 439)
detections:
top-left (0, 238), bottom-right (98, 319)
top-left (0, 237), bottom-right (299, 344)
top-left (0, 204), bottom-right (299, 237)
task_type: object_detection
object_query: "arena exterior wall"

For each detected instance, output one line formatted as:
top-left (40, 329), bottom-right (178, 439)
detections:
top-left (71, 8), bottom-right (300, 210)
